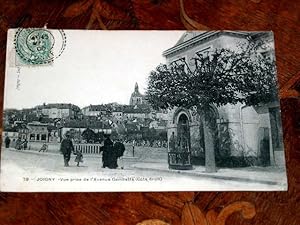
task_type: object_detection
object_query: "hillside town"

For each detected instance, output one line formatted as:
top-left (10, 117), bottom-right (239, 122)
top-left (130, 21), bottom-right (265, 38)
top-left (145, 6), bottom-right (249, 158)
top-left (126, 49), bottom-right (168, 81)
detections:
top-left (2, 82), bottom-right (168, 152)
top-left (2, 31), bottom-right (285, 170)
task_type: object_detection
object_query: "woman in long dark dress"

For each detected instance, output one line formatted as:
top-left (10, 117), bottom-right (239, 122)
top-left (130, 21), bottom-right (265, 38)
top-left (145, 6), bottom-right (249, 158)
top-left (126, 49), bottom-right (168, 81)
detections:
top-left (113, 140), bottom-right (125, 169)
top-left (5, 136), bottom-right (11, 148)
top-left (102, 135), bottom-right (116, 168)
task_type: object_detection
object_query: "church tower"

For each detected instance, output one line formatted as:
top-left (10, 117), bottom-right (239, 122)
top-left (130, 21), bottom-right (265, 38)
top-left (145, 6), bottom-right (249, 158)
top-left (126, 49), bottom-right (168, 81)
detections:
top-left (134, 82), bottom-right (139, 92)
top-left (129, 82), bottom-right (144, 105)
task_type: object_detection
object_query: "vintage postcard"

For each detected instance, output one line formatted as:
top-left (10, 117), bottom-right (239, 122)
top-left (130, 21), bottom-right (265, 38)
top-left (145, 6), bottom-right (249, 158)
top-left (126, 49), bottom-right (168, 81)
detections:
top-left (1, 29), bottom-right (287, 192)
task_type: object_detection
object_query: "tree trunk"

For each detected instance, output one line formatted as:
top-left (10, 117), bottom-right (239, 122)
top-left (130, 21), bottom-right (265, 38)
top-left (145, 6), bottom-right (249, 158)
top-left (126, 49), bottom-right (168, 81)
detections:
top-left (203, 110), bottom-right (217, 173)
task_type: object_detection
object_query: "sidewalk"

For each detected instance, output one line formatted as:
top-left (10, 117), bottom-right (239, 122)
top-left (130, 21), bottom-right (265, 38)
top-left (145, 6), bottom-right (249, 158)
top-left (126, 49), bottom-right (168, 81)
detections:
top-left (3, 148), bottom-right (287, 187)
top-left (4, 148), bottom-right (138, 160)
top-left (131, 162), bottom-right (287, 186)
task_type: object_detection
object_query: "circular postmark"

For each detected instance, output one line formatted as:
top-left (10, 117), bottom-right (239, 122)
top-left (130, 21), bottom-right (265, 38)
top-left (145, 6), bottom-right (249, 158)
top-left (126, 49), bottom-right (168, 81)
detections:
top-left (14, 28), bottom-right (66, 65)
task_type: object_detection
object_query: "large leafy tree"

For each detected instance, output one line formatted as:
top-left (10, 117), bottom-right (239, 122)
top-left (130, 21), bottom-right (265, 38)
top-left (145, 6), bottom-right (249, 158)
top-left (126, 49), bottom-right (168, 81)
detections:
top-left (82, 128), bottom-right (96, 143)
top-left (147, 39), bottom-right (278, 172)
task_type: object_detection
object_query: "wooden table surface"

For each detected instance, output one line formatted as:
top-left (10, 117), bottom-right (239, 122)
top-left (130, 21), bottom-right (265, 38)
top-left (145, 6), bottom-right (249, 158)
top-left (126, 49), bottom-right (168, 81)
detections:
top-left (0, 1), bottom-right (300, 224)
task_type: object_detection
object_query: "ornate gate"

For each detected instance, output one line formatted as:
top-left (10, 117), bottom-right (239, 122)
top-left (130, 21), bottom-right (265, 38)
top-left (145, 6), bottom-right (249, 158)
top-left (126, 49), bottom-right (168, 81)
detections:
top-left (168, 113), bottom-right (193, 170)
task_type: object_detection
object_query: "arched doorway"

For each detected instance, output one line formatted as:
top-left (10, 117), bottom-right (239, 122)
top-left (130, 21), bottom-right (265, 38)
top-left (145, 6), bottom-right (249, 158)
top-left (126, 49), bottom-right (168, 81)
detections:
top-left (177, 113), bottom-right (190, 152)
top-left (168, 111), bottom-right (192, 170)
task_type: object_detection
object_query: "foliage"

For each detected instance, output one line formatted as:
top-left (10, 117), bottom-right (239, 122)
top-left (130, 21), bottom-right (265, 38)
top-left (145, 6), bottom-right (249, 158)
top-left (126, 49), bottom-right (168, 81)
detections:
top-left (81, 128), bottom-right (96, 143)
top-left (120, 126), bottom-right (167, 142)
top-left (110, 129), bottom-right (119, 140)
top-left (147, 40), bottom-right (278, 111)
top-left (67, 129), bottom-right (82, 141)
top-left (95, 131), bottom-right (105, 143)
top-left (147, 38), bottom-right (277, 171)
top-left (142, 128), bottom-right (167, 142)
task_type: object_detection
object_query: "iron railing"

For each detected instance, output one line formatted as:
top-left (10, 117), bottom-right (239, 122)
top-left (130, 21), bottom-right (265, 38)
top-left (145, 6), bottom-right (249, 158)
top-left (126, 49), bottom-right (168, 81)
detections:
top-left (168, 151), bottom-right (192, 170)
top-left (74, 143), bottom-right (102, 154)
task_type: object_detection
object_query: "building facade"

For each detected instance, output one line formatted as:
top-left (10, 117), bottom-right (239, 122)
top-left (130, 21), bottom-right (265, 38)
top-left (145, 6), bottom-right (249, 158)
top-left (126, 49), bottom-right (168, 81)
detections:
top-left (81, 104), bottom-right (110, 117)
top-left (112, 107), bottom-right (124, 120)
top-left (123, 105), bottom-right (151, 120)
top-left (27, 122), bottom-right (50, 142)
top-left (163, 31), bottom-right (284, 167)
top-left (36, 103), bottom-right (80, 119)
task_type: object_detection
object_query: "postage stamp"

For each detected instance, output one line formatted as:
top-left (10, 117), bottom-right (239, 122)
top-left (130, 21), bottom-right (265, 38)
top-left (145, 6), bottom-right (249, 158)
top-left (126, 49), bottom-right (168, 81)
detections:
top-left (14, 28), bottom-right (66, 65)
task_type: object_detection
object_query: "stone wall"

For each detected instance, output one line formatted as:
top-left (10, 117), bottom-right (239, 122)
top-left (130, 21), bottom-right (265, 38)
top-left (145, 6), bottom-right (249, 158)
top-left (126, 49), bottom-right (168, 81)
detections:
top-left (167, 103), bottom-right (276, 167)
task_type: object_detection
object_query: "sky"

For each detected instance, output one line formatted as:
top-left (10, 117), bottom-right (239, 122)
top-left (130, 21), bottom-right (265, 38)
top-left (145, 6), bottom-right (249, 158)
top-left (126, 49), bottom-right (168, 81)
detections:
top-left (4, 30), bottom-right (184, 109)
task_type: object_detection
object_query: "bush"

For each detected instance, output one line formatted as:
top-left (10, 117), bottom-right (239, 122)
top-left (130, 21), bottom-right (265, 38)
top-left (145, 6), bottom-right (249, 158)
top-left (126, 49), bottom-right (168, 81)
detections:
top-left (191, 156), bottom-right (205, 166)
top-left (216, 156), bottom-right (258, 168)
top-left (191, 156), bottom-right (258, 167)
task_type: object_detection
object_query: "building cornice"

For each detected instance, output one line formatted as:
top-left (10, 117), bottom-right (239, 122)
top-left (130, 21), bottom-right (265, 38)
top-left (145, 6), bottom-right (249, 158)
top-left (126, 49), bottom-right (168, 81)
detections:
top-left (163, 31), bottom-right (254, 58)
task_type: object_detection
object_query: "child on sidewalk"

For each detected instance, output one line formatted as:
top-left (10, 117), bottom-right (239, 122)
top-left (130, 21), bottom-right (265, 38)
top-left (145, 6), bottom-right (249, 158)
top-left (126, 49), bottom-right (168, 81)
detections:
top-left (74, 150), bottom-right (83, 167)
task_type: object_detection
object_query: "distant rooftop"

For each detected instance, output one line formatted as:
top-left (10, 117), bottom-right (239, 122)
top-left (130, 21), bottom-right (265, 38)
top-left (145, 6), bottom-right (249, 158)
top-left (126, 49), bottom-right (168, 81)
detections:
top-left (36, 103), bottom-right (80, 110)
top-left (63, 120), bottom-right (111, 129)
top-left (27, 121), bottom-right (49, 126)
top-left (123, 104), bottom-right (151, 114)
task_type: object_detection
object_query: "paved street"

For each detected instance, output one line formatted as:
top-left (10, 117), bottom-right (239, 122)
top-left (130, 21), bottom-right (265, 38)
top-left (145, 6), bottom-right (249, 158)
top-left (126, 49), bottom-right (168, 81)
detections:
top-left (0, 148), bottom-right (286, 191)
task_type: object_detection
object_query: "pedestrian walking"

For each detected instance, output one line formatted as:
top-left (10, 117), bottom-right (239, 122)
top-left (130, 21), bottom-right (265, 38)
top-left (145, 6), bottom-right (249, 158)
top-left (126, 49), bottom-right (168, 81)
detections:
top-left (132, 140), bottom-right (135, 157)
top-left (23, 139), bottom-right (28, 150)
top-left (114, 139), bottom-right (126, 169)
top-left (4, 136), bottom-right (11, 148)
top-left (15, 137), bottom-right (22, 150)
top-left (101, 135), bottom-right (116, 169)
top-left (74, 150), bottom-right (83, 167)
top-left (60, 133), bottom-right (74, 167)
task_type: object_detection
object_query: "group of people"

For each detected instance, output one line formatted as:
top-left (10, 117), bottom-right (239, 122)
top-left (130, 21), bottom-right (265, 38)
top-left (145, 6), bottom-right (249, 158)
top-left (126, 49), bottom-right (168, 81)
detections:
top-left (60, 134), bottom-right (125, 168)
top-left (4, 136), bottom-right (28, 150)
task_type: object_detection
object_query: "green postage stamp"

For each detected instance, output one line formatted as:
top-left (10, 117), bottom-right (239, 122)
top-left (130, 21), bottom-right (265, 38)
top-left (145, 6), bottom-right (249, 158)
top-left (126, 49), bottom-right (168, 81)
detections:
top-left (14, 28), bottom-right (66, 65)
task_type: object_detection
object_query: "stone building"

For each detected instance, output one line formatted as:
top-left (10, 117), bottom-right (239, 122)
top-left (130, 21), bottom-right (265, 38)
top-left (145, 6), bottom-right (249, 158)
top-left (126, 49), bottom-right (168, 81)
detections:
top-left (112, 107), bottom-right (124, 120)
top-left (163, 31), bottom-right (284, 168)
top-left (27, 122), bottom-right (50, 142)
top-left (36, 103), bottom-right (80, 119)
top-left (123, 105), bottom-right (151, 120)
top-left (149, 120), bottom-right (168, 131)
top-left (81, 104), bottom-right (109, 117)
